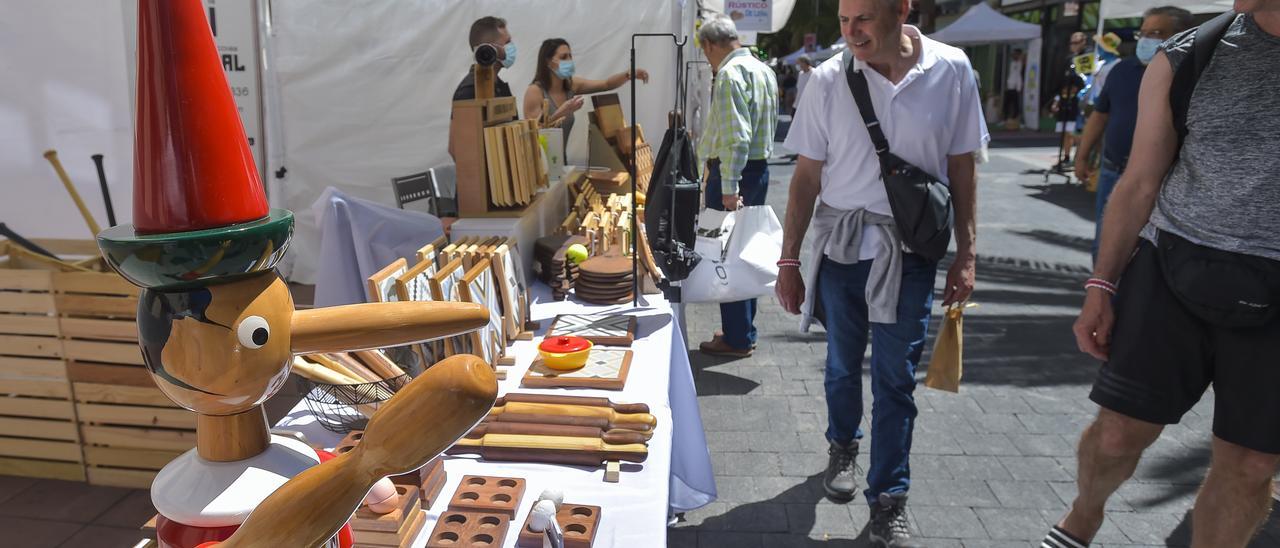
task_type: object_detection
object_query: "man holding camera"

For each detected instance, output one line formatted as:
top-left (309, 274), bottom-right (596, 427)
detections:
top-left (776, 0), bottom-right (985, 544)
top-left (453, 16), bottom-right (516, 101)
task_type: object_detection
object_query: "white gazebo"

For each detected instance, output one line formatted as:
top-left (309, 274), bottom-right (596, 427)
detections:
top-left (930, 2), bottom-right (1043, 129)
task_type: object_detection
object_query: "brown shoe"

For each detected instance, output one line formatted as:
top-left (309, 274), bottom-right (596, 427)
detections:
top-left (699, 337), bottom-right (752, 358)
top-left (712, 331), bottom-right (757, 350)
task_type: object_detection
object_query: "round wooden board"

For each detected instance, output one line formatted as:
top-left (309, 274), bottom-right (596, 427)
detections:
top-left (579, 256), bottom-right (632, 277)
top-left (575, 278), bottom-right (635, 292)
top-left (574, 285), bottom-right (636, 301)
top-left (575, 292), bottom-right (635, 305)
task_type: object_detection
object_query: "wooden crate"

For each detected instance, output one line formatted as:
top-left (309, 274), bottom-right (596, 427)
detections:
top-left (51, 266), bottom-right (193, 488)
top-left (0, 241), bottom-right (85, 481)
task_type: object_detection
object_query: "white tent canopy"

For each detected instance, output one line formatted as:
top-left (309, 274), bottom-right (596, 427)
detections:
top-left (929, 2), bottom-right (1041, 45)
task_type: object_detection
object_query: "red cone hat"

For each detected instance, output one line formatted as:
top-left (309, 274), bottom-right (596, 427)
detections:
top-left (98, 0), bottom-right (291, 291)
top-left (133, 0), bottom-right (268, 234)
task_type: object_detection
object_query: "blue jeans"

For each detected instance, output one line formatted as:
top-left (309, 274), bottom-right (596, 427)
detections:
top-left (1092, 161), bottom-right (1122, 260)
top-left (705, 158), bottom-right (769, 350)
top-left (818, 254), bottom-right (936, 504)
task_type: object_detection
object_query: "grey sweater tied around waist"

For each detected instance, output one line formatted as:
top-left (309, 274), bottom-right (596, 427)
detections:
top-left (801, 201), bottom-right (904, 331)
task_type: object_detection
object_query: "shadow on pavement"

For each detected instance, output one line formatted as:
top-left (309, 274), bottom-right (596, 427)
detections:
top-left (1167, 508), bottom-right (1280, 547)
top-left (674, 474), bottom-right (874, 546)
top-left (1021, 181), bottom-right (1096, 222)
top-left (688, 351), bottom-right (762, 396)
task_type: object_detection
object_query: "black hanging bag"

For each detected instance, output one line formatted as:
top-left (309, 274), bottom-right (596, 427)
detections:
top-left (845, 67), bottom-right (953, 262)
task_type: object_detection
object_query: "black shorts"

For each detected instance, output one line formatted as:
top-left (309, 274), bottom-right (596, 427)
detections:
top-left (1090, 241), bottom-right (1280, 454)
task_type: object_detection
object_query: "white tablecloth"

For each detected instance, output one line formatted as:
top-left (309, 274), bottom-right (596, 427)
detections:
top-left (276, 284), bottom-right (716, 547)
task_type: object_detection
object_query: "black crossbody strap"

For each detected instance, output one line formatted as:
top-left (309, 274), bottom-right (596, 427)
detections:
top-left (844, 66), bottom-right (891, 162)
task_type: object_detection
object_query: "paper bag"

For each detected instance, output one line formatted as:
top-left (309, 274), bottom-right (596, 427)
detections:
top-left (924, 303), bottom-right (965, 393)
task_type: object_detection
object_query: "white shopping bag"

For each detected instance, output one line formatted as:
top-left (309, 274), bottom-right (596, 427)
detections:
top-left (682, 205), bottom-right (783, 303)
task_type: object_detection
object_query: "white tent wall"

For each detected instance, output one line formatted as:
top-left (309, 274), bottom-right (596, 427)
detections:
top-left (268, 0), bottom-right (692, 283)
top-left (0, 1), bottom-right (135, 241)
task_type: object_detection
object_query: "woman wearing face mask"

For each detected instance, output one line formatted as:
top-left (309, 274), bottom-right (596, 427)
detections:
top-left (524, 38), bottom-right (650, 155)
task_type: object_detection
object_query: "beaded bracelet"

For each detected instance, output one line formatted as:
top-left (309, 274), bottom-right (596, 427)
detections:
top-left (777, 259), bottom-right (801, 269)
top-left (1084, 278), bottom-right (1118, 295)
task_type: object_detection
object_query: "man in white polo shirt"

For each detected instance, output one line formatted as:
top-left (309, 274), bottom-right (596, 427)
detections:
top-left (776, 0), bottom-right (987, 544)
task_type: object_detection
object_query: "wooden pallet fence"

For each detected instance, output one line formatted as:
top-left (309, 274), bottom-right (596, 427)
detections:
top-left (0, 241), bottom-right (85, 481)
top-left (53, 268), bottom-right (194, 488)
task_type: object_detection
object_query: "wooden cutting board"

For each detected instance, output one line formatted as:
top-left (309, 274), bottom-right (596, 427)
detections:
top-left (522, 348), bottom-right (632, 390)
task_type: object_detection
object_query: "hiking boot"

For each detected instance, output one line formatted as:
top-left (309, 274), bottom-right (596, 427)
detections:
top-left (869, 493), bottom-right (925, 547)
top-left (822, 440), bottom-right (859, 503)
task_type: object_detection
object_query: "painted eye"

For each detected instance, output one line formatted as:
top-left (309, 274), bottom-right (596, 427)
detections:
top-left (237, 316), bottom-right (270, 349)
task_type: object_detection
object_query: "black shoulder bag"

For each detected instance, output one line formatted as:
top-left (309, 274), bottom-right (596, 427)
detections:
top-left (1157, 11), bottom-right (1280, 328)
top-left (845, 67), bottom-right (953, 262)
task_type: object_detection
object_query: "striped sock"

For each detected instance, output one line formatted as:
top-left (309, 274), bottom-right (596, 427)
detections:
top-left (1042, 525), bottom-right (1088, 548)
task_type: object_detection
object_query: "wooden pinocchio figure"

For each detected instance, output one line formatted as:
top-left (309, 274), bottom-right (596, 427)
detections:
top-left (97, 2), bottom-right (498, 546)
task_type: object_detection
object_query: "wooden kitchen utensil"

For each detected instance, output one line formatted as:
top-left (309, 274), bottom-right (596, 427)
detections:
top-left (489, 401), bottom-right (655, 431)
top-left (447, 434), bottom-right (648, 467)
top-left (495, 393), bottom-right (649, 414)
top-left (486, 412), bottom-right (651, 434)
top-left (465, 421), bottom-right (649, 445)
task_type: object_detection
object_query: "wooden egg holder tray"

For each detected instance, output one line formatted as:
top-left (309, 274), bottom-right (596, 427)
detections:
top-left (350, 484), bottom-right (426, 548)
top-left (425, 475), bottom-right (526, 548)
top-left (515, 503), bottom-right (601, 548)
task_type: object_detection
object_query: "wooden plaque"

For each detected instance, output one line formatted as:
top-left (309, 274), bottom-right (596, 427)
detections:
top-left (459, 259), bottom-right (502, 366)
top-left (395, 258), bottom-right (443, 365)
top-left (430, 258), bottom-right (470, 355)
top-left (545, 314), bottom-right (636, 346)
top-left (367, 258), bottom-right (408, 303)
top-left (522, 348), bottom-right (632, 391)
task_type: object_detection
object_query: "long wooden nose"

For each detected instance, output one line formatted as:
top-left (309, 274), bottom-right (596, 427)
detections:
top-left (290, 301), bottom-right (489, 355)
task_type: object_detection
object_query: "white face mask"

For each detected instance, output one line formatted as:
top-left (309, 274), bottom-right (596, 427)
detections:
top-left (1136, 37), bottom-right (1162, 65)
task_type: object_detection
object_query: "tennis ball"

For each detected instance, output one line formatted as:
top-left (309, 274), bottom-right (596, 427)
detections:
top-left (566, 243), bottom-right (589, 264)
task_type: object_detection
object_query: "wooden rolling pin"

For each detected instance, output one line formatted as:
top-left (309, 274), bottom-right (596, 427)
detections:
top-left (486, 412), bottom-right (648, 434)
top-left (353, 349), bottom-right (407, 379)
top-left (467, 420), bottom-right (649, 445)
top-left (217, 354), bottom-right (497, 548)
top-left (497, 393), bottom-right (649, 414)
top-left (490, 402), bottom-right (656, 431)
top-left (446, 433), bottom-right (648, 466)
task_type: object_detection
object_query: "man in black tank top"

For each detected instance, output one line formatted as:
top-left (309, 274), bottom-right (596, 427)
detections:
top-left (1042, 4), bottom-right (1280, 548)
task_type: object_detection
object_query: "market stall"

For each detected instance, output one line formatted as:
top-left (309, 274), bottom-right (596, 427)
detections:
top-left (929, 2), bottom-right (1043, 130)
top-left (279, 284), bottom-right (713, 547)
top-left (3, 1), bottom-right (717, 546)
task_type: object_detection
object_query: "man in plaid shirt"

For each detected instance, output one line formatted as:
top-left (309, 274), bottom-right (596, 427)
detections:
top-left (696, 13), bottom-right (779, 358)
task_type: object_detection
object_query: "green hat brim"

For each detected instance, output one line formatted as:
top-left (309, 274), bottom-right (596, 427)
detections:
top-left (97, 209), bottom-right (293, 290)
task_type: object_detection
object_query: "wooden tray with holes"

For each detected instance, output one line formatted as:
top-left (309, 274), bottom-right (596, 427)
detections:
top-left (522, 348), bottom-right (631, 391)
top-left (425, 511), bottom-right (510, 548)
top-left (545, 314), bottom-right (637, 346)
top-left (448, 475), bottom-right (525, 517)
top-left (515, 503), bottom-right (602, 548)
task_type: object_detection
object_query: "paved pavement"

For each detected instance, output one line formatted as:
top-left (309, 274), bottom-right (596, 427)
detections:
top-left (668, 145), bottom-right (1280, 547)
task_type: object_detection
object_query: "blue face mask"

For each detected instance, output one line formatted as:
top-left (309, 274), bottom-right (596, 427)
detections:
top-left (1136, 37), bottom-right (1161, 65)
top-left (555, 60), bottom-right (575, 79)
top-left (502, 42), bottom-right (518, 68)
